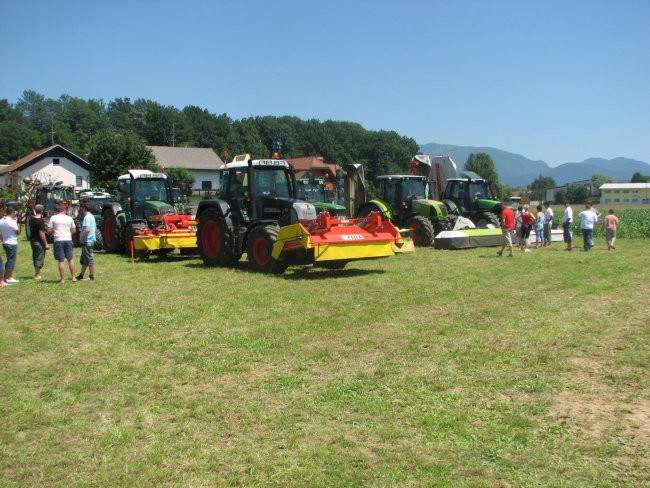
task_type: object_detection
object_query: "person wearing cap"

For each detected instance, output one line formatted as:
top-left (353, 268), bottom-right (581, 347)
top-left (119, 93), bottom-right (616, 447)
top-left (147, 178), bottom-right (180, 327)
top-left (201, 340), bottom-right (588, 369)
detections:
top-left (0, 205), bottom-right (22, 284)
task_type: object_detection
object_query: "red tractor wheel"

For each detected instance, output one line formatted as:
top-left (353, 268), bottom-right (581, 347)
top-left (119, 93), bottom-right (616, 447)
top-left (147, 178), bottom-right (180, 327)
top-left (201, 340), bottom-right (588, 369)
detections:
top-left (246, 224), bottom-right (280, 273)
top-left (197, 208), bottom-right (239, 267)
top-left (406, 215), bottom-right (435, 247)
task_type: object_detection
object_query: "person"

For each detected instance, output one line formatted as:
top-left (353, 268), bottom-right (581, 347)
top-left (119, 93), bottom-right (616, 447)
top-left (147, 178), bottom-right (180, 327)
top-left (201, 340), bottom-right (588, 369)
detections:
top-left (535, 204), bottom-right (545, 249)
top-left (578, 203), bottom-right (598, 252)
top-left (0, 205), bottom-right (21, 284)
top-left (590, 205), bottom-right (602, 247)
top-left (76, 202), bottom-right (96, 281)
top-left (47, 203), bottom-right (77, 283)
top-left (603, 208), bottom-right (619, 251)
top-left (519, 204), bottom-right (535, 252)
top-left (28, 204), bottom-right (50, 280)
top-left (513, 205), bottom-right (523, 246)
top-left (497, 199), bottom-right (516, 258)
top-left (543, 202), bottom-right (554, 247)
top-left (562, 201), bottom-right (573, 251)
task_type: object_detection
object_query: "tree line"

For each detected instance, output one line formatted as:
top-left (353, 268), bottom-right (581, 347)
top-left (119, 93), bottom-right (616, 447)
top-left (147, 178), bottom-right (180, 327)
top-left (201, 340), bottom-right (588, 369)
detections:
top-left (0, 90), bottom-right (419, 189)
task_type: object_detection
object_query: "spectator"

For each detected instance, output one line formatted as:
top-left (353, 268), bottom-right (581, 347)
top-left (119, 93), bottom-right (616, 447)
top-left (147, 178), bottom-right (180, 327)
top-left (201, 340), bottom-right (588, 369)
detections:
top-left (497, 198), bottom-right (516, 258)
top-left (29, 204), bottom-right (50, 280)
top-left (76, 202), bottom-right (96, 281)
top-left (535, 205), bottom-right (545, 249)
top-left (519, 204), bottom-right (535, 252)
top-left (514, 205), bottom-right (523, 246)
top-left (603, 208), bottom-right (620, 251)
top-left (578, 203), bottom-right (598, 252)
top-left (47, 203), bottom-right (77, 283)
top-left (0, 205), bottom-right (21, 284)
top-left (543, 202), bottom-right (554, 247)
top-left (562, 201), bottom-right (573, 251)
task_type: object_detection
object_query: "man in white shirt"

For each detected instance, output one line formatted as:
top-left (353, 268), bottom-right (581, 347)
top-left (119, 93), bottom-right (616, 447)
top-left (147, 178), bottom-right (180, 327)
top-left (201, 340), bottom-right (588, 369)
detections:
top-left (0, 205), bottom-right (21, 284)
top-left (47, 203), bottom-right (77, 283)
top-left (543, 202), bottom-right (554, 247)
top-left (578, 204), bottom-right (599, 252)
top-left (562, 201), bottom-right (573, 251)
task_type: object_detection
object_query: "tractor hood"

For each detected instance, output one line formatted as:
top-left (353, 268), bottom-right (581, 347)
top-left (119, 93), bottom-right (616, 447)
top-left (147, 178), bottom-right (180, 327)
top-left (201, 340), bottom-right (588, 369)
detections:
top-left (144, 200), bottom-right (176, 217)
top-left (476, 199), bottom-right (501, 212)
top-left (411, 198), bottom-right (449, 219)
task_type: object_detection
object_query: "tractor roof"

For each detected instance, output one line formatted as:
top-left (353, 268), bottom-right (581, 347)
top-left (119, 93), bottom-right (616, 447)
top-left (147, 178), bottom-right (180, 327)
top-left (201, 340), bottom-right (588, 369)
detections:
top-left (118, 169), bottom-right (167, 180)
top-left (224, 159), bottom-right (291, 170)
top-left (376, 175), bottom-right (427, 181)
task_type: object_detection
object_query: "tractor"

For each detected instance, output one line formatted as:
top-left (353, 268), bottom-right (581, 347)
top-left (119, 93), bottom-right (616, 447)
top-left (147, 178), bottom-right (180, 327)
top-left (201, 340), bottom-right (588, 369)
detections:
top-left (196, 157), bottom-right (403, 274)
top-left (23, 181), bottom-right (77, 242)
top-left (296, 177), bottom-right (346, 217)
top-left (101, 170), bottom-right (197, 255)
top-left (439, 171), bottom-right (502, 228)
top-left (355, 175), bottom-right (451, 247)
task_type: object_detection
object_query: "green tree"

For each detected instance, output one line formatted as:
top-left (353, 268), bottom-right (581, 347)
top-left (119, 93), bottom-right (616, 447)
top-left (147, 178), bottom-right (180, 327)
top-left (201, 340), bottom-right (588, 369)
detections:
top-left (464, 153), bottom-right (502, 197)
top-left (527, 174), bottom-right (557, 202)
top-left (165, 166), bottom-right (195, 194)
top-left (87, 129), bottom-right (156, 190)
top-left (0, 121), bottom-right (42, 162)
top-left (591, 173), bottom-right (616, 190)
top-left (564, 184), bottom-right (589, 204)
top-left (631, 172), bottom-right (650, 183)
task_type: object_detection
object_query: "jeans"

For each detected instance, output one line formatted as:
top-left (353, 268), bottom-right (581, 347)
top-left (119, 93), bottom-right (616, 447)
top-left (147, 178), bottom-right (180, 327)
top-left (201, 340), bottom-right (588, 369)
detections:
top-left (2, 244), bottom-right (17, 271)
top-left (582, 228), bottom-right (594, 251)
top-left (563, 222), bottom-right (572, 244)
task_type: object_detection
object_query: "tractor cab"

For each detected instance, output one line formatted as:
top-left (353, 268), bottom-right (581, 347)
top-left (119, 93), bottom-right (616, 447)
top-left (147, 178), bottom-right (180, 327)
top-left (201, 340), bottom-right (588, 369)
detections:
top-left (443, 171), bottom-right (499, 215)
top-left (219, 159), bottom-right (315, 226)
top-left (376, 175), bottom-right (436, 220)
top-left (116, 170), bottom-right (175, 221)
top-left (296, 177), bottom-right (346, 217)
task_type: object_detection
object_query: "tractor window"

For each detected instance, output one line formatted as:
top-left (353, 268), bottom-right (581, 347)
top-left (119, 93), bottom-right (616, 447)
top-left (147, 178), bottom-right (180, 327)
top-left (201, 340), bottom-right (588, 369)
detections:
top-left (380, 180), bottom-right (398, 207)
top-left (402, 179), bottom-right (427, 200)
top-left (254, 168), bottom-right (291, 198)
top-left (134, 179), bottom-right (168, 202)
top-left (449, 181), bottom-right (467, 201)
top-left (470, 182), bottom-right (487, 200)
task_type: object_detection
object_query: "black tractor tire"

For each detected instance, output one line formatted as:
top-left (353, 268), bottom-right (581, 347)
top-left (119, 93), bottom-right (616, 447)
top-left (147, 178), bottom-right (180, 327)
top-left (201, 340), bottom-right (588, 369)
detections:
top-left (102, 208), bottom-right (124, 253)
top-left (474, 211), bottom-right (501, 229)
top-left (246, 224), bottom-right (281, 273)
top-left (94, 226), bottom-right (104, 251)
top-left (197, 208), bottom-right (239, 267)
top-left (406, 215), bottom-right (435, 247)
top-left (125, 222), bottom-right (148, 257)
top-left (356, 203), bottom-right (385, 219)
top-left (24, 214), bottom-right (33, 240)
top-left (73, 218), bottom-right (82, 247)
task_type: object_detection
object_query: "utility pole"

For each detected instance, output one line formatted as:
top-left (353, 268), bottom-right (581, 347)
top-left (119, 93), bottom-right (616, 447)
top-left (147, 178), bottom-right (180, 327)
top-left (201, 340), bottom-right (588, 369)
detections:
top-left (49, 118), bottom-right (56, 145)
top-left (171, 123), bottom-right (175, 147)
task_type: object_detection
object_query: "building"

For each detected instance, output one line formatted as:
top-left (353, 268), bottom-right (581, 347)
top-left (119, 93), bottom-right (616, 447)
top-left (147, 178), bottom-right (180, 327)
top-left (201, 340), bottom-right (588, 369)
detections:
top-left (284, 156), bottom-right (341, 191)
top-left (546, 179), bottom-right (600, 203)
top-left (0, 145), bottom-right (91, 190)
top-left (147, 146), bottom-right (224, 194)
top-left (599, 183), bottom-right (650, 205)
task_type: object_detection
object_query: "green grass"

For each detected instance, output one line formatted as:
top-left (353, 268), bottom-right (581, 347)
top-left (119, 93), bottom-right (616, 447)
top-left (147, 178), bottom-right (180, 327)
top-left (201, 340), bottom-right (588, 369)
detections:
top-left (1, 237), bottom-right (649, 487)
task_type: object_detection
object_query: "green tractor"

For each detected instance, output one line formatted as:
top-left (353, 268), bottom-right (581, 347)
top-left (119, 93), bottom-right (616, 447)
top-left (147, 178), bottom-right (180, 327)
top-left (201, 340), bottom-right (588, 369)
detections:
top-left (296, 177), bottom-right (346, 217)
top-left (440, 171), bottom-right (502, 228)
top-left (355, 175), bottom-right (451, 247)
top-left (101, 170), bottom-right (177, 253)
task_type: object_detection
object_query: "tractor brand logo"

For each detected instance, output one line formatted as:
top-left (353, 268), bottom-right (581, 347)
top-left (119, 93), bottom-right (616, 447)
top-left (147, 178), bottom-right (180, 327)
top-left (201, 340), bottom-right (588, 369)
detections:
top-left (341, 234), bottom-right (365, 240)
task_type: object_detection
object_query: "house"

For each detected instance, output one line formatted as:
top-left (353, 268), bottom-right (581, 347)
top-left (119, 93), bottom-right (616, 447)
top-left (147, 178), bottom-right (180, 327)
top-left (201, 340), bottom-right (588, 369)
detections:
top-left (0, 145), bottom-right (91, 190)
top-left (284, 156), bottom-right (342, 191)
top-left (147, 146), bottom-right (224, 194)
top-left (599, 183), bottom-right (650, 205)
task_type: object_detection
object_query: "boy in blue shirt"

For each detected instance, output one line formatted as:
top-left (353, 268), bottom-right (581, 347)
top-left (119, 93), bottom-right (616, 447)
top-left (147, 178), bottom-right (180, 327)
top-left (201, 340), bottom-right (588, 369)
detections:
top-left (76, 202), bottom-right (97, 280)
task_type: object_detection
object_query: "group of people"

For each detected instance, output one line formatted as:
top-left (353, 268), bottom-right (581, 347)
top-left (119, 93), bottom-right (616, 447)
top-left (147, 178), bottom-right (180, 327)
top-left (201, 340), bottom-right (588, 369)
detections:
top-left (498, 199), bottom-right (620, 257)
top-left (0, 201), bottom-right (97, 286)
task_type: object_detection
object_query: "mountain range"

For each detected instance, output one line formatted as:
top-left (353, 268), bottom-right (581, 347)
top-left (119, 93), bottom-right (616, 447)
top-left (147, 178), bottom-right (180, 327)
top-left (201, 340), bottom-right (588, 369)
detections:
top-left (418, 142), bottom-right (650, 187)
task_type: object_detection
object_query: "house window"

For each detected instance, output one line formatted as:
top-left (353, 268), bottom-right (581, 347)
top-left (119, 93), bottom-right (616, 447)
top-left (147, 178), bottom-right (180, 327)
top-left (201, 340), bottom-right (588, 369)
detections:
top-left (614, 199), bottom-right (620, 203)
top-left (76, 176), bottom-right (83, 186)
top-left (53, 158), bottom-right (60, 165)
top-left (202, 181), bottom-right (212, 190)
top-left (623, 190), bottom-right (629, 193)
top-left (614, 190), bottom-right (620, 193)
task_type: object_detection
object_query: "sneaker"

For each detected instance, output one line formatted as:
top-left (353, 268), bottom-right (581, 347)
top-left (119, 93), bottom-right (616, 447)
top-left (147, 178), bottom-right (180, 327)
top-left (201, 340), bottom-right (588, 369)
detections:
top-left (524, 249), bottom-right (531, 253)
top-left (6, 278), bottom-right (18, 283)
top-left (507, 254), bottom-right (514, 258)
top-left (76, 274), bottom-right (84, 281)
top-left (496, 250), bottom-right (503, 257)
top-left (89, 275), bottom-right (94, 281)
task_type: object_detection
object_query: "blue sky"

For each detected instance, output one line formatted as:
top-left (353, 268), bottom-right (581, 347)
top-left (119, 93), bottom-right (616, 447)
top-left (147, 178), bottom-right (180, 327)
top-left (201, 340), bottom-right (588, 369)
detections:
top-left (1, 0), bottom-right (648, 166)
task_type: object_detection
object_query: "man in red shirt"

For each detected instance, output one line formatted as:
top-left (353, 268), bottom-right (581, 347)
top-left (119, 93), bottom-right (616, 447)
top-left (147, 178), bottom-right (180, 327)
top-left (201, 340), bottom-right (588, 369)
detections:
top-left (497, 198), bottom-right (515, 257)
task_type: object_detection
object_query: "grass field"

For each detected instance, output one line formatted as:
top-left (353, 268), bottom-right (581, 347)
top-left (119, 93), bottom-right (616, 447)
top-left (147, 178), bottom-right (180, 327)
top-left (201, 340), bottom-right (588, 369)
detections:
top-left (1, 236), bottom-right (648, 487)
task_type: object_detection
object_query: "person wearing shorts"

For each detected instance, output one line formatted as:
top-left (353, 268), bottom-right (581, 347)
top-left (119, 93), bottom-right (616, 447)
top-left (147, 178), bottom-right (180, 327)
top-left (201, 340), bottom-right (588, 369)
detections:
top-left (519, 204), bottom-right (535, 252)
top-left (497, 199), bottom-right (516, 258)
top-left (543, 202), bottom-right (554, 247)
top-left (47, 203), bottom-right (77, 283)
top-left (604, 209), bottom-right (619, 250)
top-left (0, 205), bottom-right (21, 284)
top-left (76, 202), bottom-right (96, 281)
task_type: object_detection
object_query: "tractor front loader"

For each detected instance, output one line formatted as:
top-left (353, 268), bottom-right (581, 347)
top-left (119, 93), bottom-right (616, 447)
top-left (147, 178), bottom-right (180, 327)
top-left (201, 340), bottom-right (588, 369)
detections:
top-left (196, 157), bottom-right (403, 274)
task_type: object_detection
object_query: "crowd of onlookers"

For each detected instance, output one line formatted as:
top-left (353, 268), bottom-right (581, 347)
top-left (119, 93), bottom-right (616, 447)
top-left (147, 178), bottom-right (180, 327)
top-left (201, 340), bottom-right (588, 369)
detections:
top-left (497, 200), bottom-right (619, 257)
top-left (0, 202), bottom-right (97, 287)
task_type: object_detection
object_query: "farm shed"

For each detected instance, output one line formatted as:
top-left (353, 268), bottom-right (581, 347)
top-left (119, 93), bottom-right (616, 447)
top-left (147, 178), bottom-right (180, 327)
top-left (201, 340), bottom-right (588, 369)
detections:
top-left (147, 146), bottom-right (224, 194)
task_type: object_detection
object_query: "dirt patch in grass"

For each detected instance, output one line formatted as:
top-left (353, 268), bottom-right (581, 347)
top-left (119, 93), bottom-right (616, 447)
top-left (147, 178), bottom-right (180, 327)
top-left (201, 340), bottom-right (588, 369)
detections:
top-left (549, 357), bottom-right (649, 443)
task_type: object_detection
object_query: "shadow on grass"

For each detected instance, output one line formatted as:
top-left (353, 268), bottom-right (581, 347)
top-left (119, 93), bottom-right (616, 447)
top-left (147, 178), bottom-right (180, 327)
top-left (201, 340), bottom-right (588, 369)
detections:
top-left (182, 260), bottom-right (385, 279)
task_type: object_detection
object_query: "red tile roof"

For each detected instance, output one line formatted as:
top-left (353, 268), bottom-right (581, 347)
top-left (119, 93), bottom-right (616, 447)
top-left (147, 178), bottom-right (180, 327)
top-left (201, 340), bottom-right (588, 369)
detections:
top-left (0, 146), bottom-right (53, 174)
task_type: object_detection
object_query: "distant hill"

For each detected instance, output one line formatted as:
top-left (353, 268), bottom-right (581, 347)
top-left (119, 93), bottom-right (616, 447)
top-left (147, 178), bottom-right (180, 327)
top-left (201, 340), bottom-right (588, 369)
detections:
top-left (419, 142), bottom-right (650, 187)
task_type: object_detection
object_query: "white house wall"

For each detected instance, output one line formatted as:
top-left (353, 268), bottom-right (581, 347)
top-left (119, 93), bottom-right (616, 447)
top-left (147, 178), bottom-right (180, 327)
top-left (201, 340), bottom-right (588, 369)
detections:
top-left (191, 169), bottom-right (220, 191)
top-left (14, 157), bottom-right (90, 189)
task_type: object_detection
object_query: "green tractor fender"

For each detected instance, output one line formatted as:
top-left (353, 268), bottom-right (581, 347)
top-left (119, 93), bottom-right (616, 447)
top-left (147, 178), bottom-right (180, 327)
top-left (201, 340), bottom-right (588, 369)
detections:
top-left (411, 198), bottom-right (448, 220)
top-left (356, 200), bottom-right (392, 220)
